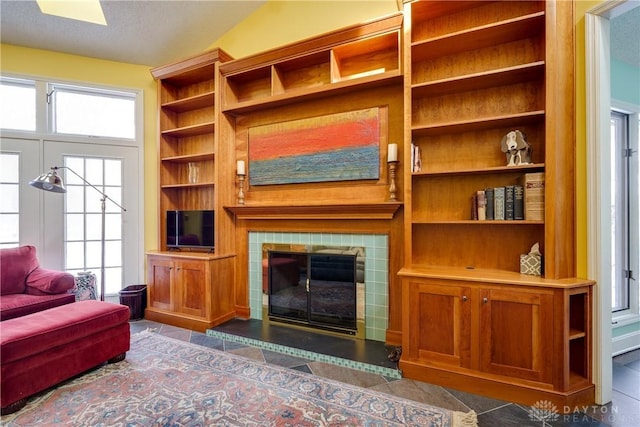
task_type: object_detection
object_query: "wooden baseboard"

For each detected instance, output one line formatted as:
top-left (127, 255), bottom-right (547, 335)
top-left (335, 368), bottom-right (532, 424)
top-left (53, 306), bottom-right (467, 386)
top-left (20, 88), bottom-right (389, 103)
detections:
top-left (144, 308), bottom-right (235, 333)
top-left (400, 360), bottom-right (595, 413)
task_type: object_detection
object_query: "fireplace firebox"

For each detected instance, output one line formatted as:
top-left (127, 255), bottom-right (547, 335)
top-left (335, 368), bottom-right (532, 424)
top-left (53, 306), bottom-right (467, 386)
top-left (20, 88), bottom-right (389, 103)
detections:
top-left (268, 250), bottom-right (357, 335)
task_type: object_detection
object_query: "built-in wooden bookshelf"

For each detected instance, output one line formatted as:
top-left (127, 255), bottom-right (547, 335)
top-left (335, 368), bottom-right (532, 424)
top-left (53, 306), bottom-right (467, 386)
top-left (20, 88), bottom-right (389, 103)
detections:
top-left (220, 14), bottom-right (403, 114)
top-left (148, 49), bottom-right (237, 331)
top-left (399, 0), bottom-right (594, 410)
top-left (151, 48), bottom-right (232, 251)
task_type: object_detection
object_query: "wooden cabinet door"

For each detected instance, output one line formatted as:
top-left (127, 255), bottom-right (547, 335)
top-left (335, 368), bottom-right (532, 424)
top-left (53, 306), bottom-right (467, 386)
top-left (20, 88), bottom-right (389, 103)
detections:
top-left (174, 259), bottom-right (209, 318)
top-left (404, 280), bottom-right (472, 368)
top-left (479, 286), bottom-right (554, 384)
top-left (147, 257), bottom-right (173, 311)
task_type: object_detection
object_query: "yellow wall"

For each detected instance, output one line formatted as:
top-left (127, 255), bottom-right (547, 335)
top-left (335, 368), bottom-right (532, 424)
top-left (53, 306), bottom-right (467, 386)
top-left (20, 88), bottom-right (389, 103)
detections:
top-left (211, 0), bottom-right (399, 58)
top-left (0, 44), bottom-right (159, 252)
top-left (574, 0), bottom-right (604, 278)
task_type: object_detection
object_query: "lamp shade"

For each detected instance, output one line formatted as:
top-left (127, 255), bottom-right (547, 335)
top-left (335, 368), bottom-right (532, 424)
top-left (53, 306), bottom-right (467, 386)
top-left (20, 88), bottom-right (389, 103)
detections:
top-left (29, 168), bottom-right (66, 193)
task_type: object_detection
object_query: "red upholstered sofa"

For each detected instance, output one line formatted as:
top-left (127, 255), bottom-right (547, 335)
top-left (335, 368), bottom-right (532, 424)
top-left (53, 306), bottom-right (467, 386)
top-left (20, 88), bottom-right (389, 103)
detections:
top-left (0, 245), bottom-right (75, 321)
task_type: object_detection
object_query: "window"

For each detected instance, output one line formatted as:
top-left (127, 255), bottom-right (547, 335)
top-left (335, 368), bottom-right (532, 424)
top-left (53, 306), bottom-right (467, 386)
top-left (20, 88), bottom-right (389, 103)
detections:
top-left (611, 110), bottom-right (639, 314)
top-left (0, 153), bottom-right (20, 248)
top-left (49, 84), bottom-right (135, 139)
top-left (0, 78), bottom-right (36, 132)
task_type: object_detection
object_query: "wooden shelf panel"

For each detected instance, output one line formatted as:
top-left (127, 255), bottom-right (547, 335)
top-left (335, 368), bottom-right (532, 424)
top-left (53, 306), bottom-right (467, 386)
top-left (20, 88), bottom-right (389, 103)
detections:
top-left (161, 182), bottom-right (215, 189)
top-left (161, 152), bottom-right (214, 163)
top-left (411, 12), bottom-right (545, 62)
top-left (161, 92), bottom-right (215, 112)
top-left (414, 163), bottom-right (544, 177)
top-left (161, 122), bottom-right (215, 138)
top-left (412, 111), bottom-right (544, 137)
top-left (411, 220), bottom-right (544, 225)
top-left (569, 329), bottom-right (586, 340)
top-left (225, 202), bottom-right (402, 221)
top-left (222, 71), bottom-right (402, 114)
top-left (398, 266), bottom-right (595, 289)
top-left (412, 61), bottom-right (544, 98)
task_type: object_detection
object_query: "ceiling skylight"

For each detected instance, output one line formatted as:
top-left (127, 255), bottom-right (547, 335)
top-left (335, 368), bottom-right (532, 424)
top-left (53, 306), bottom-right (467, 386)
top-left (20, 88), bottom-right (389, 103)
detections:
top-left (37, 0), bottom-right (107, 26)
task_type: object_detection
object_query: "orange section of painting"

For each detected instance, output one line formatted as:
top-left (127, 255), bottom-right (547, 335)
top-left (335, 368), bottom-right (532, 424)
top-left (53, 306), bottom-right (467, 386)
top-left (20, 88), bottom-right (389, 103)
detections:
top-left (249, 108), bottom-right (379, 161)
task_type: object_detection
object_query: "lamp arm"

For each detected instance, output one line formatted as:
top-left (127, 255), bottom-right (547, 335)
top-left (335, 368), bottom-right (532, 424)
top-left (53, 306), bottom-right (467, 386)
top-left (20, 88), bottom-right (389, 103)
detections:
top-left (53, 166), bottom-right (127, 212)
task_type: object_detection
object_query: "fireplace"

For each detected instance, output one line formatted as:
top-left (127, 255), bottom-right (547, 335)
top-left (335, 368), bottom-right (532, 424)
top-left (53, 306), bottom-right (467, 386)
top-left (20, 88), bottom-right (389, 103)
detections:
top-left (267, 250), bottom-right (358, 335)
top-left (262, 242), bottom-right (366, 338)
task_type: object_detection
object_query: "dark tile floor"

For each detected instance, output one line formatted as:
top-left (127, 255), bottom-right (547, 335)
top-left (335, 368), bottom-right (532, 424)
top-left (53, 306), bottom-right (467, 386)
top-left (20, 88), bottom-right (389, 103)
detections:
top-left (128, 318), bottom-right (640, 427)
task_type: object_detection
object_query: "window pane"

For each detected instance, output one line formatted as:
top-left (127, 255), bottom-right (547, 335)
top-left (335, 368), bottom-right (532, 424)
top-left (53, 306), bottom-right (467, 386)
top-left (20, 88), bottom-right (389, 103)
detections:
top-left (0, 153), bottom-right (19, 181)
top-left (53, 85), bottom-right (135, 139)
top-left (0, 214), bottom-right (19, 243)
top-left (66, 214), bottom-right (85, 241)
top-left (0, 79), bottom-right (36, 131)
top-left (0, 153), bottom-right (20, 246)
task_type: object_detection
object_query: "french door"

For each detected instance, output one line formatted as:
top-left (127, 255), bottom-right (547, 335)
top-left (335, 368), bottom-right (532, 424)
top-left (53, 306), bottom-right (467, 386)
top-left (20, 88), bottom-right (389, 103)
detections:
top-left (42, 141), bottom-right (141, 296)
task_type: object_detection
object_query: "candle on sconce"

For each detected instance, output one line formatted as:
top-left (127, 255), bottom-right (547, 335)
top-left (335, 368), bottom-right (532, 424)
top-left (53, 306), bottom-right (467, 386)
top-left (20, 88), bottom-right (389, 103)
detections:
top-left (237, 160), bottom-right (246, 175)
top-left (387, 143), bottom-right (398, 162)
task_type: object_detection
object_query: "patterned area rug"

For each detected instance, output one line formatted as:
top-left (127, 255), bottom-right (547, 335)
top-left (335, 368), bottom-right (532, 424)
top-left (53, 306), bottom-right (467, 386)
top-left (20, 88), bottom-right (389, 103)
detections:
top-left (2, 331), bottom-right (477, 426)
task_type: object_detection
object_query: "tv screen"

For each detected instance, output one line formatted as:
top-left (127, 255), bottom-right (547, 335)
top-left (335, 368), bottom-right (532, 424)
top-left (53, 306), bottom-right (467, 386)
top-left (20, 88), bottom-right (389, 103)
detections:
top-left (167, 210), bottom-right (214, 250)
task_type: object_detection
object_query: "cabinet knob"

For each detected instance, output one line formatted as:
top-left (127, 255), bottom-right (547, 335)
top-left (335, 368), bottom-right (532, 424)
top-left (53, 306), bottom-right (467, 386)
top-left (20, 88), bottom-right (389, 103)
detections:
top-left (483, 297), bottom-right (488, 303)
top-left (462, 295), bottom-right (468, 302)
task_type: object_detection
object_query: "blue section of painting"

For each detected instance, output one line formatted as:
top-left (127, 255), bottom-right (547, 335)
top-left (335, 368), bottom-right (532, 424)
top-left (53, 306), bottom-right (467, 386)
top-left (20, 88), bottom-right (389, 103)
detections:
top-left (249, 146), bottom-right (379, 186)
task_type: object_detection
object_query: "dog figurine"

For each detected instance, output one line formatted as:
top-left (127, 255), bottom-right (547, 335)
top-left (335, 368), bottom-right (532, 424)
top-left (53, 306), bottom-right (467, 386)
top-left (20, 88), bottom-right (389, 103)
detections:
top-left (501, 130), bottom-right (531, 166)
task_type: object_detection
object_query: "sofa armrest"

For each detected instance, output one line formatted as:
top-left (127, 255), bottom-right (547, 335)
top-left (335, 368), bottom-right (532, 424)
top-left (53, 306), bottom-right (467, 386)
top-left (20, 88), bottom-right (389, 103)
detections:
top-left (25, 268), bottom-right (75, 295)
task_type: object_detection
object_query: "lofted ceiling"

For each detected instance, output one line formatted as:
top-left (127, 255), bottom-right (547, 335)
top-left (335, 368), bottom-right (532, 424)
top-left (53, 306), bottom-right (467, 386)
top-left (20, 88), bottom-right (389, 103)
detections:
top-left (0, 0), bottom-right (267, 67)
top-left (0, 1), bottom-right (638, 68)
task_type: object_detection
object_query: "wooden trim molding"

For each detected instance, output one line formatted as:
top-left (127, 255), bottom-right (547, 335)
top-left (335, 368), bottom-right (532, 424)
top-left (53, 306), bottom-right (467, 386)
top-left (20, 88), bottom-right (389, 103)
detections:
top-left (225, 203), bottom-right (402, 221)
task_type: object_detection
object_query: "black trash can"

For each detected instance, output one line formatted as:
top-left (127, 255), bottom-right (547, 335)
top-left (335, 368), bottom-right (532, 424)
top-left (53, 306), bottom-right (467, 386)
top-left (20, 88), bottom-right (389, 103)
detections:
top-left (119, 284), bottom-right (147, 320)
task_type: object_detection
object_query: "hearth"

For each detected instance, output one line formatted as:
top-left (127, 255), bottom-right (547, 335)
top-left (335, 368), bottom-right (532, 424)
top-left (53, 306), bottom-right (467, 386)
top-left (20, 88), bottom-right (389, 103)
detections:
top-left (262, 243), bottom-right (365, 338)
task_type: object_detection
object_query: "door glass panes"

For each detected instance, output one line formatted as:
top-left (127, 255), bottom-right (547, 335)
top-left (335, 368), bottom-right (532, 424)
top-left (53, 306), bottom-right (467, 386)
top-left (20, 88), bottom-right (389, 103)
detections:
top-left (611, 111), bottom-right (630, 312)
top-left (63, 156), bottom-right (124, 296)
top-left (0, 153), bottom-right (20, 247)
top-left (51, 84), bottom-right (135, 139)
top-left (0, 79), bottom-right (36, 131)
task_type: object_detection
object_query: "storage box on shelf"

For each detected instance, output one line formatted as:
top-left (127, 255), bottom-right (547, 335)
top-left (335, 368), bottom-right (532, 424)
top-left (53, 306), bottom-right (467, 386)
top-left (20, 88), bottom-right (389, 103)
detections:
top-left (400, 0), bottom-right (594, 410)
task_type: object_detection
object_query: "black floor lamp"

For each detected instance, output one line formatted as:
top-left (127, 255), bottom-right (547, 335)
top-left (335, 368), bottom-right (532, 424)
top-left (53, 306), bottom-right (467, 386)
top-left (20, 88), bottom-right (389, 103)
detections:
top-left (30, 166), bottom-right (126, 301)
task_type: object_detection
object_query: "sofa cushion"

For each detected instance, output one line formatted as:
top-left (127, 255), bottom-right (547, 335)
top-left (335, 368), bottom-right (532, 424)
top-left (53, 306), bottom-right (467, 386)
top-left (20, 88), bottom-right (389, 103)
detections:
top-left (25, 268), bottom-right (75, 295)
top-left (0, 293), bottom-right (75, 321)
top-left (0, 300), bottom-right (130, 364)
top-left (0, 246), bottom-right (39, 295)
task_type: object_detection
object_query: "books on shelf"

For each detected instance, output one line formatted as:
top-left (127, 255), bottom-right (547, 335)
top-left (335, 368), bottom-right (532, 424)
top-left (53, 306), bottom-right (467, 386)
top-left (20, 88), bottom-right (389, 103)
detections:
top-left (521, 172), bottom-right (545, 221)
top-left (411, 142), bottom-right (422, 173)
top-left (473, 184), bottom-right (526, 221)
top-left (505, 185), bottom-right (515, 220)
top-left (476, 190), bottom-right (486, 220)
top-left (494, 187), bottom-right (505, 220)
top-left (514, 184), bottom-right (524, 220)
top-left (485, 188), bottom-right (494, 220)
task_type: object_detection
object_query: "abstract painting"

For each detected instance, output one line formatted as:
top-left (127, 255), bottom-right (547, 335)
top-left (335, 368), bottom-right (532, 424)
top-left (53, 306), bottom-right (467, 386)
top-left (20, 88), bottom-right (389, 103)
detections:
top-left (248, 107), bottom-right (380, 186)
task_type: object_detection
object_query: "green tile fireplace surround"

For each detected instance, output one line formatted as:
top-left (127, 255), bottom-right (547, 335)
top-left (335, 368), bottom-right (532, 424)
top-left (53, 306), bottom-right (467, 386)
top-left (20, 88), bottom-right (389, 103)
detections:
top-left (247, 232), bottom-right (389, 342)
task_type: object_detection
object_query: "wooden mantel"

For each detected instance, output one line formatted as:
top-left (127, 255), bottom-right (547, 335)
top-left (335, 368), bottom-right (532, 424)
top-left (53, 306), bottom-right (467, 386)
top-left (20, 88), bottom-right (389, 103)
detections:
top-left (224, 203), bottom-right (402, 221)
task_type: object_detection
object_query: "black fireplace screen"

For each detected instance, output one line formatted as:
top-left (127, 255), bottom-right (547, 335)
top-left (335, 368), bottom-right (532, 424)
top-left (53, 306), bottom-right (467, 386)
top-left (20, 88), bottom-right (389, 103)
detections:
top-left (268, 250), bottom-right (357, 334)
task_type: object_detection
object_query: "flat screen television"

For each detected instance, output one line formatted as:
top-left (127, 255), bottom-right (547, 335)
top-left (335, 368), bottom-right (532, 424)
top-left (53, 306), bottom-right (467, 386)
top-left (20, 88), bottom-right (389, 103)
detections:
top-left (166, 210), bottom-right (214, 250)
